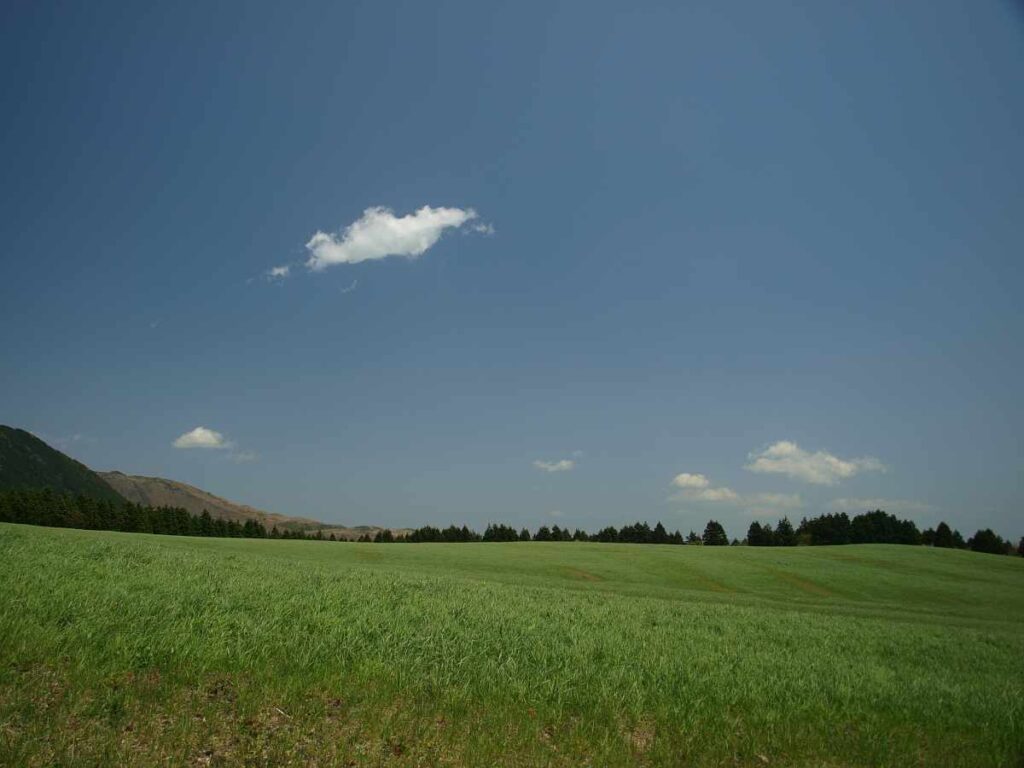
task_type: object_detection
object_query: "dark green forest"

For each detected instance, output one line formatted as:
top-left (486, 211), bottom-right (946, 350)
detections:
top-left (2, 488), bottom-right (1020, 556)
top-left (0, 426), bottom-right (124, 503)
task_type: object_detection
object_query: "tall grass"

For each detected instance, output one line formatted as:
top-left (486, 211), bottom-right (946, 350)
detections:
top-left (1, 523), bottom-right (1022, 766)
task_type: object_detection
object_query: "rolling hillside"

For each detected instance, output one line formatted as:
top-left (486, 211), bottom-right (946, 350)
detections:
top-left (0, 425), bottom-right (124, 503)
top-left (99, 471), bottom-right (327, 532)
top-left (99, 471), bottom-right (406, 539)
top-left (0, 526), bottom-right (1021, 766)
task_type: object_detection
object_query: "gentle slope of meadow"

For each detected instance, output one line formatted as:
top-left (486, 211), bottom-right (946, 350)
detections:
top-left (1, 523), bottom-right (1022, 766)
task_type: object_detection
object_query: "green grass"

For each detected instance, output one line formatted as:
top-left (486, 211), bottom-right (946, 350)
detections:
top-left (1, 524), bottom-right (1022, 767)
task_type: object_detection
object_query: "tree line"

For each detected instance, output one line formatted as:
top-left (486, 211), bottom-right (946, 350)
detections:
top-left (1, 488), bottom-right (1020, 556)
top-left (747, 510), bottom-right (1019, 555)
top-left (0, 489), bottom-right (309, 540)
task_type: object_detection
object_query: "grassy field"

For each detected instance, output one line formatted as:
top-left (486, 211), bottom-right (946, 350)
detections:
top-left (1, 523), bottom-right (1022, 767)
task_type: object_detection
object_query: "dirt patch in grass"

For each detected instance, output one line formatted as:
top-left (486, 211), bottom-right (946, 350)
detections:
top-left (561, 567), bottom-right (603, 582)
top-left (770, 570), bottom-right (833, 598)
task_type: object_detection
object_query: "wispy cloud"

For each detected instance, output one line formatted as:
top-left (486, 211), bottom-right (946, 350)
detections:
top-left (745, 493), bottom-right (804, 517)
top-left (267, 265), bottom-right (290, 280)
top-left (828, 497), bottom-right (930, 514)
top-left (533, 459), bottom-right (575, 473)
top-left (305, 205), bottom-right (480, 271)
top-left (745, 441), bottom-right (884, 485)
top-left (340, 279), bottom-right (358, 294)
top-left (41, 432), bottom-right (95, 452)
top-left (669, 472), bottom-right (738, 502)
top-left (669, 472), bottom-right (802, 515)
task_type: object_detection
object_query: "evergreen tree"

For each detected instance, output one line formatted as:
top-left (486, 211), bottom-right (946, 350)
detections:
top-left (534, 526), bottom-right (552, 542)
top-left (968, 528), bottom-right (1006, 555)
top-left (774, 517), bottom-right (797, 546)
top-left (519, 527), bottom-right (531, 541)
top-left (934, 521), bottom-right (955, 548)
top-left (652, 522), bottom-right (668, 544)
top-left (702, 520), bottom-right (728, 546)
top-left (747, 521), bottom-right (765, 546)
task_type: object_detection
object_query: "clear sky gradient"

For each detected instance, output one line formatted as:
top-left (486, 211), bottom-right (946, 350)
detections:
top-left (2, 1), bottom-right (1021, 538)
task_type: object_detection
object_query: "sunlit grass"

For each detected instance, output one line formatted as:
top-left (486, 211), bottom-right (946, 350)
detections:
top-left (1, 523), bottom-right (1022, 766)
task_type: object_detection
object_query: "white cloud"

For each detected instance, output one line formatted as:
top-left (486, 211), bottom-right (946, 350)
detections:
top-left (267, 265), bottom-right (290, 280)
top-left (471, 222), bottom-right (495, 235)
top-left (340, 279), bottom-right (358, 294)
top-left (671, 472), bottom-right (710, 489)
top-left (828, 497), bottom-right (930, 514)
top-left (229, 450), bottom-right (259, 464)
top-left (691, 486), bottom-right (739, 502)
top-left (668, 473), bottom-right (800, 512)
top-left (745, 441), bottom-right (884, 485)
top-left (305, 205), bottom-right (478, 271)
top-left (172, 427), bottom-right (230, 450)
top-left (549, 509), bottom-right (564, 518)
top-left (533, 459), bottom-right (575, 473)
top-left (669, 472), bottom-right (738, 502)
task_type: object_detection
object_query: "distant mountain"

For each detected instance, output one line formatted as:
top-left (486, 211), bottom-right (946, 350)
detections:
top-left (98, 471), bottom-right (406, 539)
top-left (0, 425), bottom-right (400, 539)
top-left (0, 426), bottom-right (125, 503)
top-left (99, 471), bottom-right (329, 532)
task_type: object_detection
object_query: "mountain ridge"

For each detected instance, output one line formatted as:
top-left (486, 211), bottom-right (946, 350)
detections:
top-left (0, 425), bottom-right (125, 503)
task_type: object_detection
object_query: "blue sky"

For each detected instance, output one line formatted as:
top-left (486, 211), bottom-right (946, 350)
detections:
top-left (2, 1), bottom-right (1021, 539)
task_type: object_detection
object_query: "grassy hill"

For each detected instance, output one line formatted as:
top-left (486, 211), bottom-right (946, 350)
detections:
top-left (1, 524), bottom-right (1021, 766)
top-left (0, 426), bottom-right (124, 503)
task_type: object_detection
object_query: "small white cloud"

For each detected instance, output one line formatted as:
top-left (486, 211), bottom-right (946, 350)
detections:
top-left (228, 450), bottom-right (259, 464)
top-left (471, 222), bottom-right (495, 236)
top-left (669, 473), bottom-right (796, 510)
top-left (267, 265), bottom-right (290, 280)
top-left (828, 497), bottom-right (930, 514)
top-left (693, 486), bottom-right (739, 502)
top-left (669, 472), bottom-right (737, 502)
top-left (672, 472), bottom-right (710, 489)
top-left (305, 205), bottom-right (479, 271)
top-left (340, 279), bottom-right (359, 294)
top-left (533, 459), bottom-right (575, 473)
top-left (173, 427), bottom-right (230, 450)
top-left (549, 509), bottom-right (564, 518)
top-left (745, 441), bottom-right (884, 485)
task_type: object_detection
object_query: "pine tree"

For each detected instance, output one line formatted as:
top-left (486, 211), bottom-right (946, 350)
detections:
top-left (747, 521), bottom-right (765, 546)
top-left (702, 520), bottom-right (728, 546)
top-left (774, 517), bottom-right (797, 546)
top-left (652, 522), bottom-right (668, 544)
top-left (934, 521), bottom-right (954, 548)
